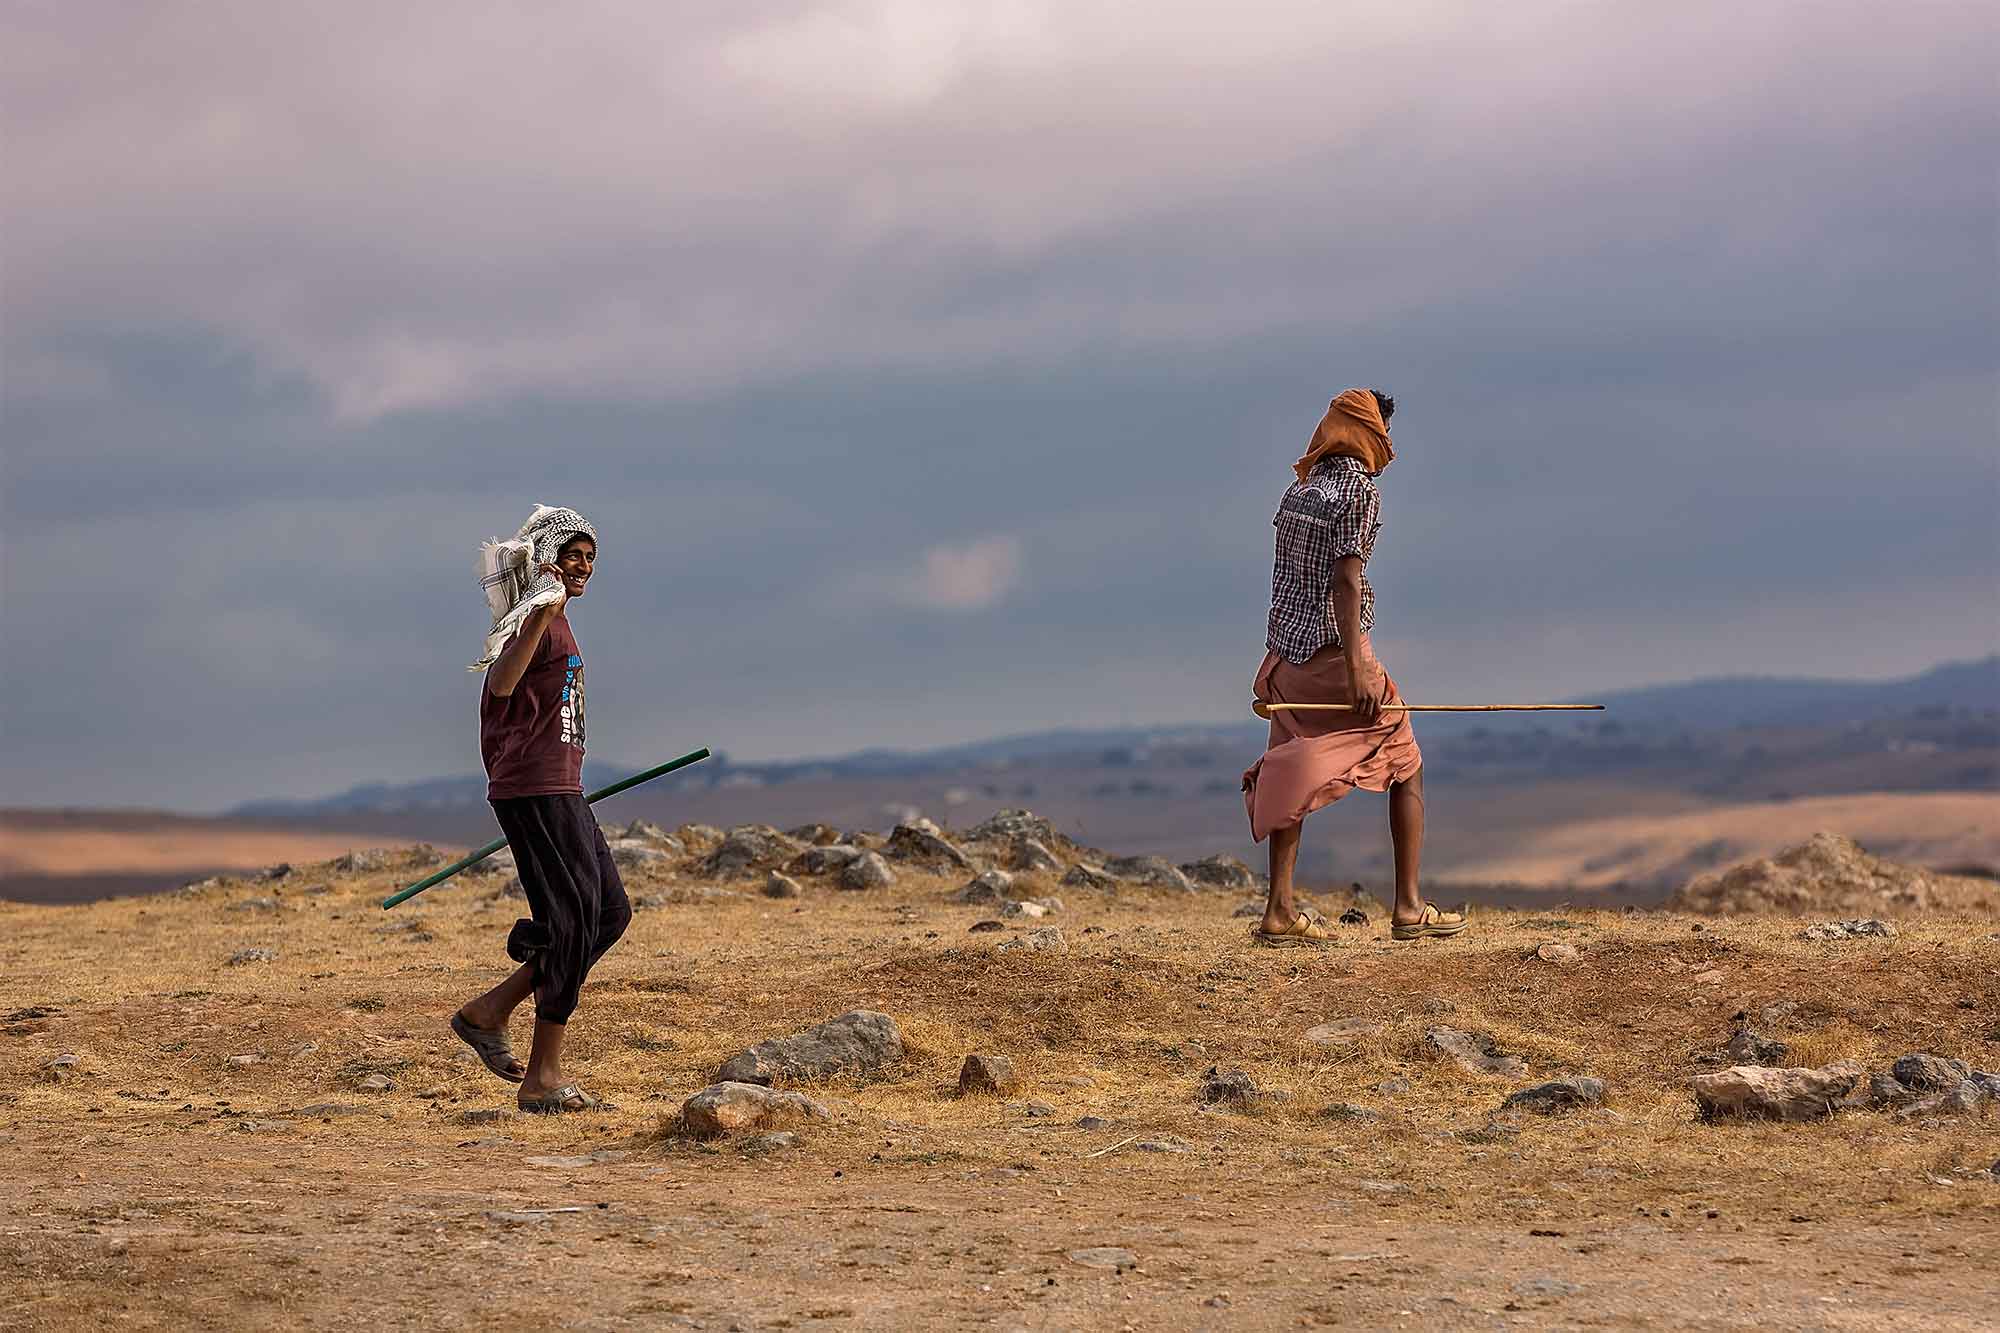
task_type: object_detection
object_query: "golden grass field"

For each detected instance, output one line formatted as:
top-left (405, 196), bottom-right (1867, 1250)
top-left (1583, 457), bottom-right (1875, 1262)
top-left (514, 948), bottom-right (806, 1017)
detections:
top-left (3, 841), bottom-right (1997, 1330)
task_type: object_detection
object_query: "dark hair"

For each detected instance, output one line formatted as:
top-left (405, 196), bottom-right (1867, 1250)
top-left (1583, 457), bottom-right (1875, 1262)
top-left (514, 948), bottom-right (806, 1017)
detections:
top-left (1369, 389), bottom-right (1395, 422)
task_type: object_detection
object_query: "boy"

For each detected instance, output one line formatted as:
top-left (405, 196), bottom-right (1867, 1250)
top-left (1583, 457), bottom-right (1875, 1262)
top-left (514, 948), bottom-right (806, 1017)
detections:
top-left (450, 506), bottom-right (630, 1112)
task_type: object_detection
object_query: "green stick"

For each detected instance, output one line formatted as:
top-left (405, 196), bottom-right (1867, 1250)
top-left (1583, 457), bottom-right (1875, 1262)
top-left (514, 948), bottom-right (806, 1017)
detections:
top-left (379, 746), bottom-right (713, 909)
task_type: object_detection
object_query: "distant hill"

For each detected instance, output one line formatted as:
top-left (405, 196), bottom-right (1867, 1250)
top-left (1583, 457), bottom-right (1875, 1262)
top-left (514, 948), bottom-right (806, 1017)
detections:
top-left (230, 656), bottom-right (1997, 820)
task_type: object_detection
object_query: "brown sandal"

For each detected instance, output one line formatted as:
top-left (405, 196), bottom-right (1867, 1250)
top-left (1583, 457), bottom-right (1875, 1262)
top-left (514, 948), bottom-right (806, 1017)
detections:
top-left (451, 1013), bottom-right (525, 1083)
top-left (1391, 902), bottom-right (1469, 940)
top-left (1251, 913), bottom-right (1335, 949)
top-left (518, 1082), bottom-right (612, 1114)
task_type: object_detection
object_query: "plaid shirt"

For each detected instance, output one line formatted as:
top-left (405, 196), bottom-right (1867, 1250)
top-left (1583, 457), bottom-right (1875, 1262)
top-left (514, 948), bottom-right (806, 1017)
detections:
top-left (1266, 455), bottom-right (1380, 663)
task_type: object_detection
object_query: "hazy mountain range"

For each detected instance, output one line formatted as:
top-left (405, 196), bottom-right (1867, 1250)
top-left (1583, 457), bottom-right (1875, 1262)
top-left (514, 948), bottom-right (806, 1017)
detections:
top-left (235, 657), bottom-right (1998, 819)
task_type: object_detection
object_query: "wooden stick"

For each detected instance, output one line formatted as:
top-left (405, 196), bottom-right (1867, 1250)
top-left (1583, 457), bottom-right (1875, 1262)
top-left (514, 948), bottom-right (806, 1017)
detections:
top-left (1252, 701), bottom-right (1603, 718)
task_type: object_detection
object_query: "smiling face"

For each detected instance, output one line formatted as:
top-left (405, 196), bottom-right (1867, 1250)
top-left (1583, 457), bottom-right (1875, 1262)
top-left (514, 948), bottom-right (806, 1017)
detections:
top-left (555, 535), bottom-right (596, 599)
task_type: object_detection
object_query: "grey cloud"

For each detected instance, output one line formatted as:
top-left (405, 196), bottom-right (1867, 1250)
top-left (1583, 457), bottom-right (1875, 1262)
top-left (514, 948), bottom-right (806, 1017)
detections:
top-left (2, 1), bottom-right (1994, 807)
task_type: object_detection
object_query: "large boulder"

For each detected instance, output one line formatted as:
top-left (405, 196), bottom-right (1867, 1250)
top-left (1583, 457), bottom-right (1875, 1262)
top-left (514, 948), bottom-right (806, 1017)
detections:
top-left (608, 839), bottom-right (672, 870)
top-left (1691, 1063), bottom-right (1860, 1121)
top-left (697, 825), bottom-right (805, 880)
top-left (1892, 1052), bottom-right (1971, 1092)
top-left (883, 822), bottom-right (974, 871)
top-left (681, 1082), bottom-right (830, 1138)
top-left (714, 1010), bottom-right (905, 1086)
top-left (1010, 838), bottom-right (1065, 875)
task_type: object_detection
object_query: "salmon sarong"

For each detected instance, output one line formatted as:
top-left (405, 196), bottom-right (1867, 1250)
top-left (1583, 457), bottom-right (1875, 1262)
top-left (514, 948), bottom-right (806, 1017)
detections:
top-left (1242, 636), bottom-right (1423, 842)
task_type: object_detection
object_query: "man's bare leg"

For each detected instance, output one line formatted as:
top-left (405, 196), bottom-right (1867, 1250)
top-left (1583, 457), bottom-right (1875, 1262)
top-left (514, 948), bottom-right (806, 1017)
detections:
top-left (520, 1019), bottom-right (569, 1099)
top-left (1388, 766), bottom-right (1425, 924)
top-left (1262, 821), bottom-right (1304, 934)
top-left (458, 962), bottom-right (534, 1033)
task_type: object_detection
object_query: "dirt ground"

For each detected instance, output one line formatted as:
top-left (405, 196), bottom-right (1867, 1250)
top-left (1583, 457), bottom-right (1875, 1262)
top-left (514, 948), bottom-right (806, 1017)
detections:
top-left (3, 844), bottom-right (1997, 1330)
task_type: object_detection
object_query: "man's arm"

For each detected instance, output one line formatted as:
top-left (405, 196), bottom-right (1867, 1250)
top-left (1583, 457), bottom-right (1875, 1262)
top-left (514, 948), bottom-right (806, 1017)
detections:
top-left (1332, 555), bottom-right (1387, 721)
top-left (486, 564), bottom-right (567, 697)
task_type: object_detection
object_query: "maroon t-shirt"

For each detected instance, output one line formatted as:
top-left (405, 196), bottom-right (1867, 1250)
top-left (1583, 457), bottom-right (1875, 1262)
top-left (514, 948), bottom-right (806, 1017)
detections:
top-left (480, 614), bottom-right (586, 800)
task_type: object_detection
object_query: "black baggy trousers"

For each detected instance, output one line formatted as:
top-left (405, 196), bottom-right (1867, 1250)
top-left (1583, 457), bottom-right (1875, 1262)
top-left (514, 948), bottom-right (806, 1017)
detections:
top-left (489, 794), bottom-right (631, 1025)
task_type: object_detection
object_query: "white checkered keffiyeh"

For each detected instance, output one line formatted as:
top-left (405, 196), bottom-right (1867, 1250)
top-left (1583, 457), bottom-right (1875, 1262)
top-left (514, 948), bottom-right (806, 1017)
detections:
top-left (469, 504), bottom-right (597, 672)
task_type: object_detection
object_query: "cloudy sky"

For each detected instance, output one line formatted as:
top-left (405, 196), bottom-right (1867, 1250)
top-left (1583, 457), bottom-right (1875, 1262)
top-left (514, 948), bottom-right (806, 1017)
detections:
top-left (4, 1), bottom-right (1995, 809)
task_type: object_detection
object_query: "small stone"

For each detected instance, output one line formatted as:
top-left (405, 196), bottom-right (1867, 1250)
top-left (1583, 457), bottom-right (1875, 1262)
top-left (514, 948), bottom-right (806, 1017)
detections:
top-left (1018, 1100), bottom-right (1055, 1117)
top-left (1060, 863), bottom-right (1119, 891)
top-left (1801, 918), bottom-right (1898, 941)
top-left (1134, 1137), bottom-right (1192, 1153)
top-left (1076, 1115), bottom-right (1114, 1129)
top-left (233, 1119), bottom-right (286, 1133)
top-left (1425, 1025), bottom-right (1527, 1078)
top-left (1180, 854), bottom-right (1256, 889)
top-left (698, 825), bottom-right (806, 879)
top-left (957, 869), bottom-right (1015, 905)
top-left (356, 1073), bottom-right (395, 1093)
top-left (837, 851), bottom-right (895, 891)
top-left (228, 897), bottom-right (280, 913)
top-left (999, 899), bottom-right (1047, 919)
top-left (1318, 1102), bottom-right (1380, 1122)
top-left (997, 926), bottom-right (1067, 954)
top-left (291, 1102), bottom-right (368, 1118)
top-left (681, 1081), bottom-right (831, 1138)
top-left (1304, 1018), bottom-right (1387, 1047)
top-left (1011, 838), bottom-right (1064, 874)
top-left (1514, 1277), bottom-right (1579, 1301)
top-left (1501, 1076), bottom-right (1606, 1115)
top-left (787, 844), bottom-right (865, 876)
top-left (1534, 941), bottom-right (1580, 964)
top-left (763, 872), bottom-right (803, 899)
top-left (1197, 1066), bottom-right (1261, 1109)
top-left (226, 1054), bottom-right (263, 1068)
top-left (968, 920), bottom-right (1006, 933)
top-left (335, 848), bottom-right (390, 873)
top-left (738, 1131), bottom-right (798, 1156)
top-left (225, 947), bottom-right (278, 967)
top-left (1893, 1081), bottom-right (1986, 1118)
top-left (958, 1053), bottom-right (1018, 1096)
top-left (1232, 900), bottom-right (1265, 918)
top-left (458, 1107), bottom-right (517, 1125)
top-left (1103, 855), bottom-right (1194, 893)
top-left (608, 839), bottom-right (670, 869)
top-left (1700, 1027), bottom-right (1790, 1068)
top-left (262, 862), bottom-right (293, 880)
top-left (784, 822), bottom-right (840, 846)
top-left (1068, 1247), bottom-right (1138, 1271)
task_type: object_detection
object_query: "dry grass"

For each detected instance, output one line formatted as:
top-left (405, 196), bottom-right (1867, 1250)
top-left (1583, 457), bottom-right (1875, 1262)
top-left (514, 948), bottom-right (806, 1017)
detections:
top-left (2, 845), bottom-right (1998, 1328)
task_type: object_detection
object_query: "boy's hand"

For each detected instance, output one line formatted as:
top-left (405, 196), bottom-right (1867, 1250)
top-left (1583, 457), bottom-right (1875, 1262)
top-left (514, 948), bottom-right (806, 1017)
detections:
top-left (538, 561), bottom-right (571, 607)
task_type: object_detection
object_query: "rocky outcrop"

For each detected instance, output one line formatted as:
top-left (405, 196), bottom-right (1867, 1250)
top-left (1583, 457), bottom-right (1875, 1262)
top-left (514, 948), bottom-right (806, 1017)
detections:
top-left (1669, 832), bottom-right (1995, 916)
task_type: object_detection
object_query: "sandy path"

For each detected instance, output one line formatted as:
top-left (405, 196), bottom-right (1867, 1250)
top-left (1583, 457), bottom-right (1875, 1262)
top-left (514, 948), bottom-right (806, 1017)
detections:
top-left (4, 1138), bottom-right (1996, 1331)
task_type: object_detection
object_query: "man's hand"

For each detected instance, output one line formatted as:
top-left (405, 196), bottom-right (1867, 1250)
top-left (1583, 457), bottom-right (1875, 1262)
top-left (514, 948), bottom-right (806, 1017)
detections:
top-left (1348, 652), bottom-right (1389, 722)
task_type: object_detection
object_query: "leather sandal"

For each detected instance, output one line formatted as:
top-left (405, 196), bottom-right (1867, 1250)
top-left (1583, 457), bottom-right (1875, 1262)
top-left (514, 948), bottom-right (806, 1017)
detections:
top-left (1391, 902), bottom-right (1469, 941)
top-left (1251, 913), bottom-right (1335, 949)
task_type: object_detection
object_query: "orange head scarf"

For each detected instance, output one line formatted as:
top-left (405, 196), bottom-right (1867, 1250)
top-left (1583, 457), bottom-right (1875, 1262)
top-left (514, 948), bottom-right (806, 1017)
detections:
top-left (1293, 388), bottom-right (1393, 481)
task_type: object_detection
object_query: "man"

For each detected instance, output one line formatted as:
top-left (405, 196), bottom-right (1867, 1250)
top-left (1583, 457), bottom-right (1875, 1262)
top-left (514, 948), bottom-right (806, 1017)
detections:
top-left (1241, 390), bottom-right (1468, 945)
top-left (450, 505), bottom-right (631, 1112)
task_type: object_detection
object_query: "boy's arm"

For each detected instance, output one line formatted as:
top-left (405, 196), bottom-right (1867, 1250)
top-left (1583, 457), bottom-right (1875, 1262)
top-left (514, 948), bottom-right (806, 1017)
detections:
top-left (486, 564), bottom-right (568, 697)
